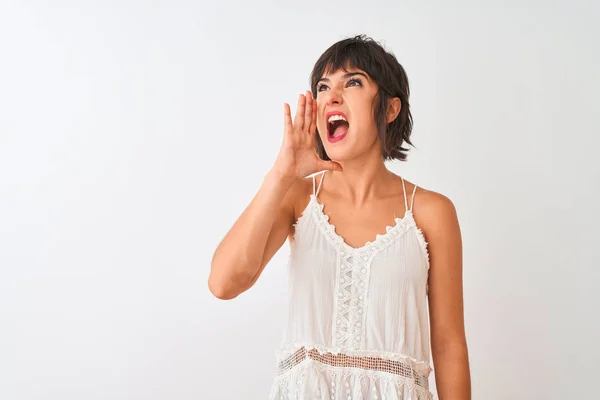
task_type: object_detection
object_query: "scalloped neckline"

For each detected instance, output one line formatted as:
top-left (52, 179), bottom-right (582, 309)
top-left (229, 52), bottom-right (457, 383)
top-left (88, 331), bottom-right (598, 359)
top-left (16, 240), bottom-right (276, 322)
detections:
top-left (310, 193), bottom-right (414, 253)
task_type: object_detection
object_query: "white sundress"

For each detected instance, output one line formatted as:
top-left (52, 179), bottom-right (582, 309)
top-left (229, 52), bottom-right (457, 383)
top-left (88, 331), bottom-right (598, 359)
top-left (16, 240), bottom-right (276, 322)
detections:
top-left (269, 170), bottom-right (434, 399)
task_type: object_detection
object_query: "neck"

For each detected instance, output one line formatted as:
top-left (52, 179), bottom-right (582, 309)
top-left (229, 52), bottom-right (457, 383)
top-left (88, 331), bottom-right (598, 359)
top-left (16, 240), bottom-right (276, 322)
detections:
top-left (325, 151), bottom-right (395, 205)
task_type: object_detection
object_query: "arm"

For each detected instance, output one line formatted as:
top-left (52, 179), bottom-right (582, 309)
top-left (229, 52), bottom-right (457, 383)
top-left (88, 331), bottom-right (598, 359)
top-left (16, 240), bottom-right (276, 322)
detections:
top-left (208, 91), bottom-right (342, 300)
top-left (421, 194), bottom-right (471, 399)
top-left (208, 168), bottom-right (297, 300)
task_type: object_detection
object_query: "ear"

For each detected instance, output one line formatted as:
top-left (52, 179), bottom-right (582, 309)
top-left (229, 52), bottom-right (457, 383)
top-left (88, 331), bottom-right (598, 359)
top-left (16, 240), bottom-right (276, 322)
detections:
top-left (386, 97), bottom-right (402, 124)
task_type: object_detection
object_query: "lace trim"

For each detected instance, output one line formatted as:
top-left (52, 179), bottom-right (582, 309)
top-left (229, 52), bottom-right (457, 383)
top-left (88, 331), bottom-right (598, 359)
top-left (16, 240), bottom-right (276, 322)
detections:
top-left (294, 194), bottom-right (429, 266)
top-left (334, 249), bottom-right (369, 349)
top-left (310, 194), bottom-right (414, 254)
top-left (275, 346), bottom-right (430, 390)
top-left (276, 343), bottom-right (433, 375)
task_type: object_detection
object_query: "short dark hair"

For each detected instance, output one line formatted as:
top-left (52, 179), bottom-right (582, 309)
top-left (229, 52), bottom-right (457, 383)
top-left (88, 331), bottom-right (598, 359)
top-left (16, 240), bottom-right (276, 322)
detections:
top-left (309, 34), bottom-right (414, 162)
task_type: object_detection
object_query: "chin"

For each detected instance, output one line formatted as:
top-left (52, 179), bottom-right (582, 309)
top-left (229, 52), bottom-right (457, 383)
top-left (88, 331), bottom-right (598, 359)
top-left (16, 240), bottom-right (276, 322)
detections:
top-left (322, 147), bottom-right (353, 162)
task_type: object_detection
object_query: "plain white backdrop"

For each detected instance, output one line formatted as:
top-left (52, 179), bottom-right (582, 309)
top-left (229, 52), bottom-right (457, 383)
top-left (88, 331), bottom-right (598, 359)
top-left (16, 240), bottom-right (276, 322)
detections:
top-left (1, 1), bottom-right (599, 399)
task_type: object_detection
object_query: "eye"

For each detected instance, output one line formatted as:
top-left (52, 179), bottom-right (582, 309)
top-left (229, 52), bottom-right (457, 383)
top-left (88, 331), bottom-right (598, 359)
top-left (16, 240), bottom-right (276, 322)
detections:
top-left (347, 77), bottom-right (363, 87)
top-left (316, 83), bottom-right (328, 92)
top-left (316, 77), bottom-right (363, 93)
top-left (317, 78), bottom-right (363, 93)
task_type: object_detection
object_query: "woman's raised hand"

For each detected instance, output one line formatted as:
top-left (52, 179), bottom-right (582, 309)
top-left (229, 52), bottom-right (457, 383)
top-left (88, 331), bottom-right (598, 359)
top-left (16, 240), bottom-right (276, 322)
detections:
top-left (273, 91), bottom-right (343, 180)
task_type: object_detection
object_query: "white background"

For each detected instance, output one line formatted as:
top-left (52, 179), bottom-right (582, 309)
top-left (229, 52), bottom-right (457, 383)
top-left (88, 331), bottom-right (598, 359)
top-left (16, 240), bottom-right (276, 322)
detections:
top-left (1, 1), bottom-right (599, 399)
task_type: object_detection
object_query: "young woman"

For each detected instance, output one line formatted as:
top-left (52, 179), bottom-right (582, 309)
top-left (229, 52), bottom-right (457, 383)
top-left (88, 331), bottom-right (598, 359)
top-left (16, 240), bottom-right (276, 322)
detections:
top-left (209, 35), bottom-right (471, 400)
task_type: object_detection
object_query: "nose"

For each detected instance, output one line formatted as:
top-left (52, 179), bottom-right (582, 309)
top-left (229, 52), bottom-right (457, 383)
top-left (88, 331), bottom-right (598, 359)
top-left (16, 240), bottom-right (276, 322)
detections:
top-left (324, 86), bottom-right (343, 106)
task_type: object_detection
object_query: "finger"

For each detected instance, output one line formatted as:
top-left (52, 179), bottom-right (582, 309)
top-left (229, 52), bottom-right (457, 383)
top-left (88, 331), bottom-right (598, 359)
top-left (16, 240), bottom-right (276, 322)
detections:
top-left (320, 160), bottom-right (343, 172)
top-left (309, 97), bottom-right (317, 135)
top-left (294, 93), bottom-right (306, 131)
top-left (304, 90), bottom-right (312, 132)
top-left (283, 103), bottom-right (292, 132)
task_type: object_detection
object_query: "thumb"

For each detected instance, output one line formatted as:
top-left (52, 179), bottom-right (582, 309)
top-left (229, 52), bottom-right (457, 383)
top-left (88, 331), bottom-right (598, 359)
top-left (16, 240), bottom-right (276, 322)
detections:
top-left (320, 160), bottom-right (343, 172)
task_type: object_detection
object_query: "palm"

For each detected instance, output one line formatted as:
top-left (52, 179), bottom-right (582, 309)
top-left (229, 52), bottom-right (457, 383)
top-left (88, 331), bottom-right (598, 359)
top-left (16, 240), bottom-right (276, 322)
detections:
top-left (275, 91), bottom-right (342, 179)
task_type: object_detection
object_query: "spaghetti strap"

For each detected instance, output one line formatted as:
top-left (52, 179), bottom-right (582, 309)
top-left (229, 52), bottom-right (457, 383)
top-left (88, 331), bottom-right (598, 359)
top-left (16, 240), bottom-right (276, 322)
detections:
top-left (315, 171), bottom-right (326, 197)
top-left (410, 184), bottom-right (418, 211)
top-left (400, 176), bottom-right (408, 213)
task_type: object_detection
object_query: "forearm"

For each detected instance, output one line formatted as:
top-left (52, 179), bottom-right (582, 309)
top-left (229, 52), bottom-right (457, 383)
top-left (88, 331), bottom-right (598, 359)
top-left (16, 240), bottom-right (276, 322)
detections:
top-left (209, 168), bottom-right (294, 298)
top-left (432, 343), bottom-right (471, 400)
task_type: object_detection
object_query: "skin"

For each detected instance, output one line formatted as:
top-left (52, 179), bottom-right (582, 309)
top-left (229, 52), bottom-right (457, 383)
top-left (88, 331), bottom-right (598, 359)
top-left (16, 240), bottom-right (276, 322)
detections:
top-left (209, 66), bottom-right (471, 399)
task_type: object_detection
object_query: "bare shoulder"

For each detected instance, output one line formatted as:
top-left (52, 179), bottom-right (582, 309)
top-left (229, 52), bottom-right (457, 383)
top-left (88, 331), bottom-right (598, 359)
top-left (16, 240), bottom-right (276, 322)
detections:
top-left (408, 183), bottom-right (460, 238)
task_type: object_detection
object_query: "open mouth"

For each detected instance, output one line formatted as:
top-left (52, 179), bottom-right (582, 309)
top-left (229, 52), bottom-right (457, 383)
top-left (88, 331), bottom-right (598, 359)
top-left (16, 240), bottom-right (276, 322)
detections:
top-left (327, 114), bottom-right (350, 141)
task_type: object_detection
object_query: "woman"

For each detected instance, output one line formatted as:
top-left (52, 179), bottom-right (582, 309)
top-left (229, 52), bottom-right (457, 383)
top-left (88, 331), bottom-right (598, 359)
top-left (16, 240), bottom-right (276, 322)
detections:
top-left (209, 35), bottom-right (471, 399)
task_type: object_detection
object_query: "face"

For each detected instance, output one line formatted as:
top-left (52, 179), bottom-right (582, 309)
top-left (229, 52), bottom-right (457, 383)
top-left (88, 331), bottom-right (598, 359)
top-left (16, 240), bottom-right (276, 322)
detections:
top-left (315, 67), bottom-right (381, 161)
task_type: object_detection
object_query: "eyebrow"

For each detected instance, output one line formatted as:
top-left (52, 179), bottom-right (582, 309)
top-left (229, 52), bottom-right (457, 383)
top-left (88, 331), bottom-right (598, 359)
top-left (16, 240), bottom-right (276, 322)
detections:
top-left (318, 71), bottom-right (369, 84)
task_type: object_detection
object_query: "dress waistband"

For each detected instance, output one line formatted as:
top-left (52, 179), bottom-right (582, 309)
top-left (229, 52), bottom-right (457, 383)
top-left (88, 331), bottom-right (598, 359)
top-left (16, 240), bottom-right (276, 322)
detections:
top-left (276, 346), bottom-right (430, 390)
